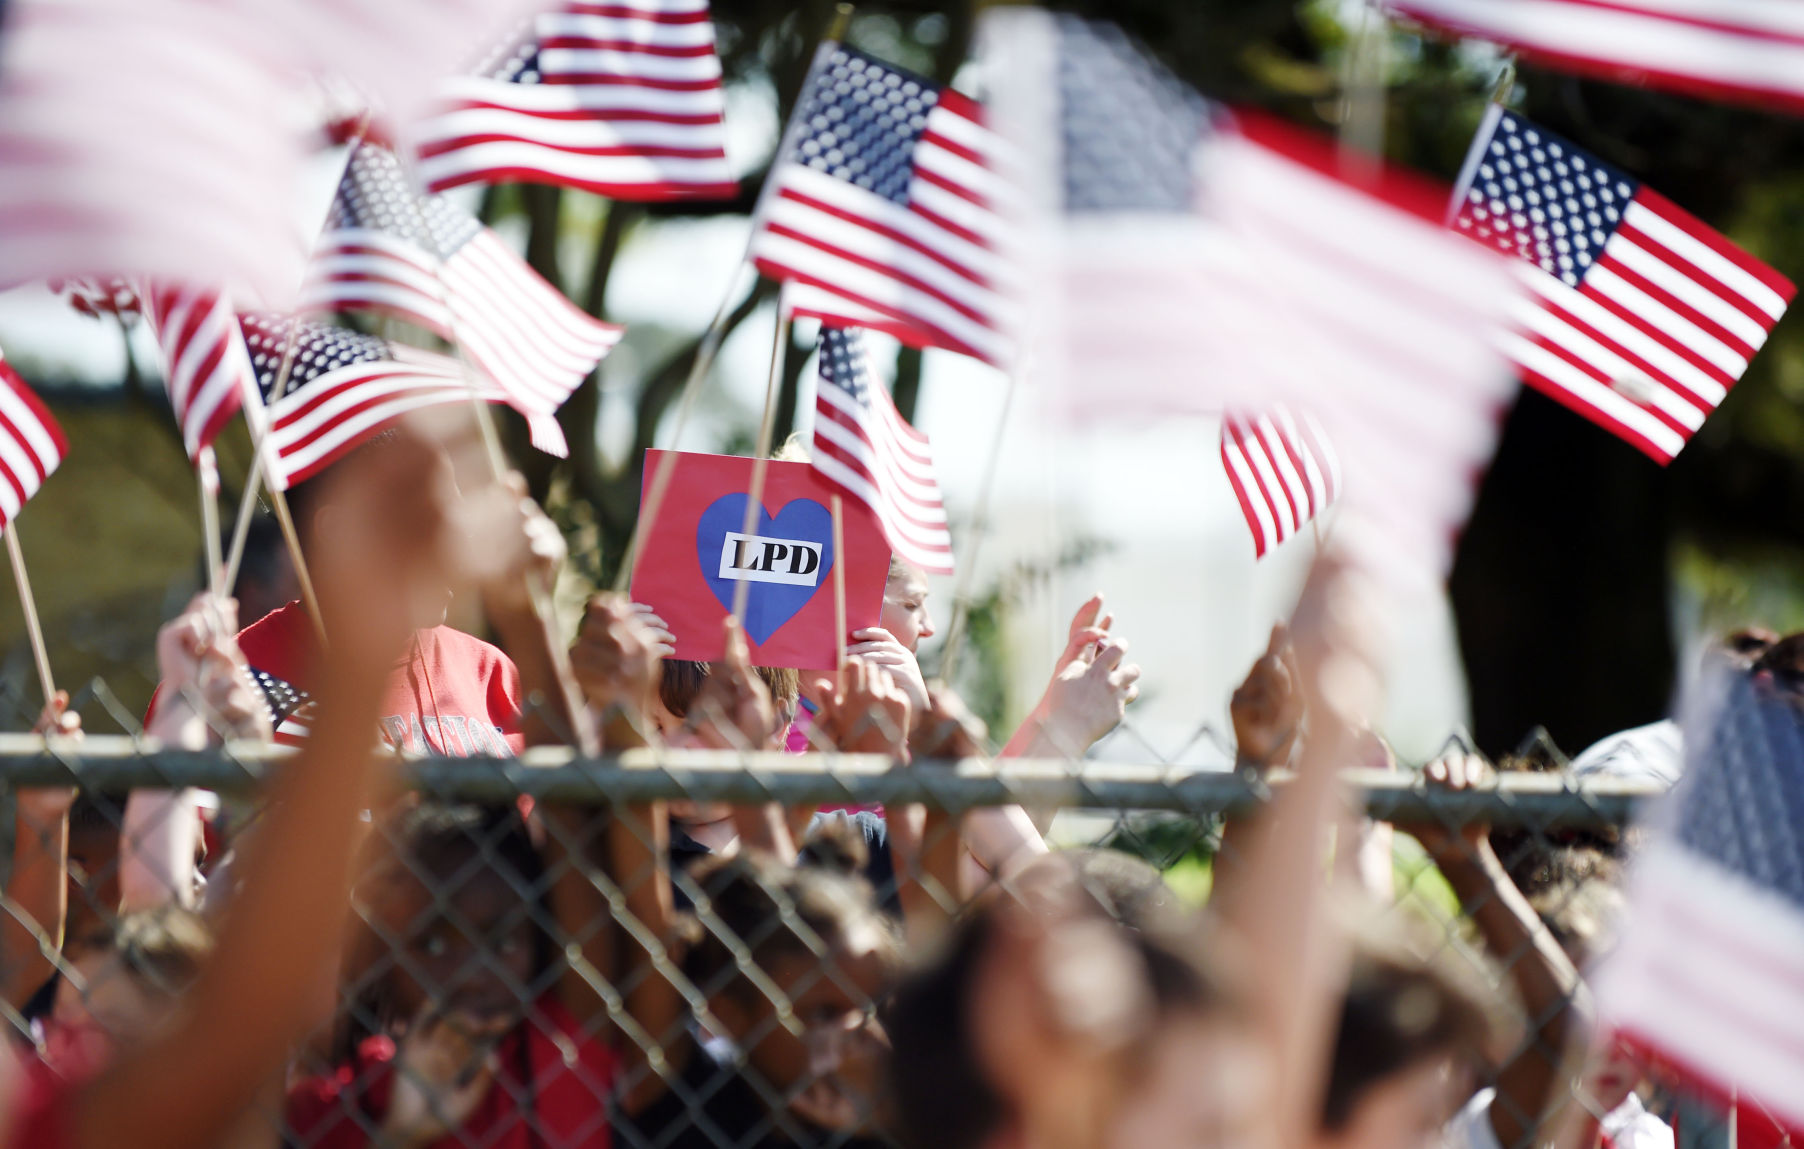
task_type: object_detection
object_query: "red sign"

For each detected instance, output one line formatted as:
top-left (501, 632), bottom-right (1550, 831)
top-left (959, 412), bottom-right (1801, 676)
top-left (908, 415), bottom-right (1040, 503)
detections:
top-left (628, 450), bottom-right (891, 669)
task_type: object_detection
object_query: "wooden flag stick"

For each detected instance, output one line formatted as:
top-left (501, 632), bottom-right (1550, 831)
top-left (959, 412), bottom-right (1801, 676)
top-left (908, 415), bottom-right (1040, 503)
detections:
top-left (831, 494), bottom-right (847, 670)
top-left (730, 309), bottom-right (793, 624)
top-left (620, 2), bottom-right (851, 599)
top-left (933, 365), bottom-right (1021, 686)
top-left (229, 319), bottom-right (327, 646)
top-left (5, 525), bottom-right (55, 709)
top-left (198, 447), bottom-right (224, 599)
top-left (610, 262), bottom-right (754, 594)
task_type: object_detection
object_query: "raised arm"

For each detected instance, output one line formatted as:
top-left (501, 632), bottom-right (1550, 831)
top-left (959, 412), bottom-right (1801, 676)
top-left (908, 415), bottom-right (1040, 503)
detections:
top-left (1209, 555), bottom-right (1379, 1149)
top-left (70, 426), bottom-right (462, 1149)
top-left (1406, 753), bottom-right (1587, 1149)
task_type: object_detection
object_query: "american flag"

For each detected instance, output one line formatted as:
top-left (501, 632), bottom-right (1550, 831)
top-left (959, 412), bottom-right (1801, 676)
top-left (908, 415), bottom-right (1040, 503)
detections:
top-left (0, 348), bottom-right (69, 531)
top-left (1221, 407), bottom-right (1341, 560)
top-left (1598, 671), bottom-right (1804, 1141)
top-left (249, 667), bottom-right (314, 743)
top-left (49, 277), bottom-right (142, 323)
top-left (238, 314), bottom-right (510, 491)
top-left (410, 0), bottom-right (737, 200)
top-left (1452, 109), bottom-right (1793, 464)
top-left (299, 143), bottom-right (621, 457)
top-left (748, 45), bottom-right (1016, 368)
top-left (811, 327), bottom-right (954, 576)
top-left (141, 284), bottom-right (254, 462)
top-left (0, 0), bottom-right (304, 304)
top-left (983, 10), bottom-right (1519, 594)
top-left (1385, 0), bottom-right (1804, 116)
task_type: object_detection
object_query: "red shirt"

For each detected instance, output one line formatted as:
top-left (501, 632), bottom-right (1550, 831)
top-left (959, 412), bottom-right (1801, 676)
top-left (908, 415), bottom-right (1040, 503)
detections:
top-left (285, 998), bottom-right (615, 1149)
top-left (235, 602), bottom-right (525, 756)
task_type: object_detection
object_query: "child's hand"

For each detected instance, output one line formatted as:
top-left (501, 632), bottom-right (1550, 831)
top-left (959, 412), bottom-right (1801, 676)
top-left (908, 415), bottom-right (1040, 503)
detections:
top-left (1230, 624), bottom-right (1302, 769)
top-left (845, 627), bottom-right (928, 718)
top-left (685, 618), bottom-right (777, 750)
top-left (910, 687), bottom-right (988, 761)
top-left (381, 1009), bottom-right (511, 1149)
top-left (809, 658), bottom-right (913, 758)
top-left (32, 690), bottom-right (81, 738)
top-left (153, 594), bottom-right (271, 746)
top-left (569, 593), bottom-right (663, 724)
top-left (1035, 635), bottom-right (1140, 755)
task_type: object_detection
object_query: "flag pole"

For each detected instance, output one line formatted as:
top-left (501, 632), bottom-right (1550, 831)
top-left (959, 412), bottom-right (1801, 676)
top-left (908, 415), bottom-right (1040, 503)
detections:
top-left (231, 322), bottom-right (327, 646)
top-left (831, 494), bottom-right (847, 670)
top-left (4, 524), bottom-right (55, 709)
top-left (198, 447), bottom-right (224, 599)
top-left (610, 261), bottom-right (753, 594)
top-left (932, 363), bottom-right (1020, 686)
top-left (730, 308), bottom-right (793, 624)
top-left (614, 1), bottom-right (853, 598)
top-left (1337, 0), bottom-right (1387, 183)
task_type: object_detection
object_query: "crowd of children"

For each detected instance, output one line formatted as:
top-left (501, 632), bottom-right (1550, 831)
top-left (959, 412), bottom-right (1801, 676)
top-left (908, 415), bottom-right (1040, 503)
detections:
top-left (0, 423), bottom-right (1725, 1148)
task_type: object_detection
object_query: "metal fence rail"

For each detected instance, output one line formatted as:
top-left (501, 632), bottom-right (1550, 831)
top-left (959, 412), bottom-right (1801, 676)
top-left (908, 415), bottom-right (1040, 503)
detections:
top-left (0, 733), bottom-right (1663, 827)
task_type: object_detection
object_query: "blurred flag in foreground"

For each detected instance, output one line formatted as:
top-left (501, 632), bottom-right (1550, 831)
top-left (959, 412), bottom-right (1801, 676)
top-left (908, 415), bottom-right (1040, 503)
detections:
top-left (237, 315), bottom-right (509, 490)
top-left (141, 285), bottom-right (254, 462)
top-left (1385, 0), bottom-right (1804, 116)
top-left (410, 0), bottom-right (737, 200)
top-left (299, 143), bottom-right (621, 456)
top-left (811, 328), bottom-right (955, 575)
top-left (984, 10), bottom-right (1519, 590)
top-left (1221, 407), bottom-right (1340, 560)
top-left (1598, 669), bottom-right (1804, 1141)
top-left (749, 43), bottom-right (1017, 368)
top-left (1451, 108), bottom-right (1793, 463)
top-left (0, 0), bottom-right (304, 304)
top-left (0, 349), bottom-right (69, 530)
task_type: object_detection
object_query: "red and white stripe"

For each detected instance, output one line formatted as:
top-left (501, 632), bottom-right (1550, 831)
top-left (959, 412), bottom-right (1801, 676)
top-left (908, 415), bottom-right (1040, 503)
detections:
top-left (1386, 0), bottom-right (1804, 115)
top-left (810, 330), bottom-right (955, 575)
top-left (0, 350), bottom-right (68, 530)
top-left (141, 284), bottom-right (251, 461)
top-left (1221, 407), bottom-right (1341, 559)
top-left (0, 0), bottom-right (304, 304)
top-left (753, 75), bottom-right (1017, 368)
top-left (1200, 121), bottom-right (1519, 592)
top-left (1483, 197), bottom-right (1793, 463)
top-left (1599, 841), bottom-right (1804, 1137)
top-left (411, 0), bottom-right (736, 200)
top-left (263, 348), bottom-right (504, 489)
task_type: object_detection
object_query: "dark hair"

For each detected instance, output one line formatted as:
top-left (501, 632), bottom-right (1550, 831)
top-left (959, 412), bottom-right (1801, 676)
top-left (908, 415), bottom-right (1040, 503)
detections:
top-left (885, 856), bottom-right (1227, 1149)
top-left (678, 850), bottom-right (892, 1006)
top-left (334, 802), bottom-right (551, 1062)
top-left (659, 659), bottom-right (801, 729)
top-left (1320, 922), bottom-right (1498, 1132)
top-left (68, 790), bottom-right (126, 844)
top-left (225, 514), bottom-right (288, 599)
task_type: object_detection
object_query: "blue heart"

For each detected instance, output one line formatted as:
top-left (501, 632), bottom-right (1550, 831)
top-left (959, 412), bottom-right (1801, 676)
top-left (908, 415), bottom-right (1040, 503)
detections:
top-left (697, 494), bottom-right (837, 646)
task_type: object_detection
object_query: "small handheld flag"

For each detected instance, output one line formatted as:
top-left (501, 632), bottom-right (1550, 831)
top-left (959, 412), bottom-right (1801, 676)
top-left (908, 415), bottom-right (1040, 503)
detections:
top-left (1451, 108), bottom-right (1794, 463)
top-left (749, 45), bottom-right (1017, 368)
top-left (141, 284), bottom-right (254, 462)
top-left (811, 327), bottom-right (954, 576)
top-left (1221, 407), bottom-right (1341, 560)
top-left (300, 143), bottom-right (622, 458)
top-left (411, 0), bottom-right (737, 200)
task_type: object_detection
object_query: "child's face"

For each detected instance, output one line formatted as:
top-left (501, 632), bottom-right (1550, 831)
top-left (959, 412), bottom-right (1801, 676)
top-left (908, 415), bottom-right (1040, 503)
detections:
top-left (380, 866), bottom-right (537, 1025)
top-left (717, 934), bottom-right (892, 1130)
top-left (46, 950), bottom-right (176, 1074)
top-left (66, 825), bottom-right (122, 940)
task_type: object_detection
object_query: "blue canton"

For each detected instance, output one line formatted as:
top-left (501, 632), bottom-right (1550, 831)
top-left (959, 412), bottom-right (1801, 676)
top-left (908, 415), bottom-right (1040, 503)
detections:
top-left (1454, 110), bottom-right (1639, 289)
top-left (239, 314), bottom-right (392, 395)
top-left (786, 47), bottom-right (938, 207)
top-left (1678, 673), bottom-right (1804, 912)
top-left (819, 328), bottom-right (874, 408)
top-left (1055, 15), bottom-right (1211, 214)
top-left (330, 146), bottom-right (480, 257)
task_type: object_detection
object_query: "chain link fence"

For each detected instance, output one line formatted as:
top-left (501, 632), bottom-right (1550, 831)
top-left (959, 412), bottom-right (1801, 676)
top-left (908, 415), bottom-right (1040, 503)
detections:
top-left (0, 651), bottom-right (1718, 1149)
